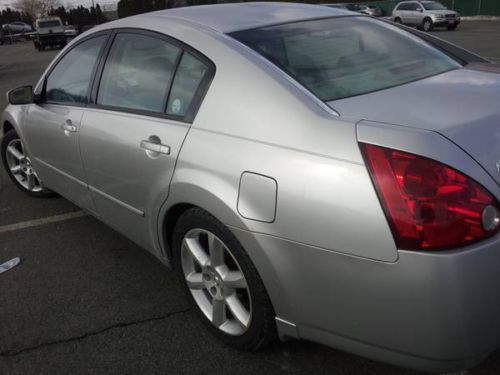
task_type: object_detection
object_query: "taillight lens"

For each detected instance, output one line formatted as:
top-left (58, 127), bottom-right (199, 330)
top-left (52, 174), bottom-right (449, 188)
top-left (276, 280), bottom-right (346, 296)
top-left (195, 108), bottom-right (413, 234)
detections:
top-left (360, 143), bottom-right (500, 250)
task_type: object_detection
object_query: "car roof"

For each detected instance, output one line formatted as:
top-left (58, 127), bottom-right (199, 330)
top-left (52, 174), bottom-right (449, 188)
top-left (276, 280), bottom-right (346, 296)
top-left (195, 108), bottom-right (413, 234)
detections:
top-left (145, 2), bottom-right (352, 33)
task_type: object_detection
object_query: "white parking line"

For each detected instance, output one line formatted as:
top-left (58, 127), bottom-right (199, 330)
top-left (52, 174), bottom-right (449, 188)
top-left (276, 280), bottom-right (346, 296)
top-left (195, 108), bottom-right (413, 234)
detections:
top-left (0, 211), bottom-right (88, 234)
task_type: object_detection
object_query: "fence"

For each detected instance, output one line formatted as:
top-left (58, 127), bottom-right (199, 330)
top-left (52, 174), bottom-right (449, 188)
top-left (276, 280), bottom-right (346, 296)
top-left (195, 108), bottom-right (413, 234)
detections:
top-left (366, 0), bottom-right (500, 16)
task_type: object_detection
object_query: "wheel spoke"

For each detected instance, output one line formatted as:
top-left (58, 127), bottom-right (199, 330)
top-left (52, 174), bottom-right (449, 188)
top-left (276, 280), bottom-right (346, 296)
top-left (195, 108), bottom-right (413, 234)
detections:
top-left (212, 299), bottom-right (226, 327)
top-left (183, 237), bottom-right (209, 267)
top-left (185, 272), bottom-right (205, 290)
top-left (222, 270), bottom-right (247, 289)
top-left (7, 145), bottom-right (23, 160)
top-left (226, 294), bottom-right (250, 328)
top-left (10, 165), bottom-right (23, 175)
top-left (208, 233), bottom-right (224, 267)
top-left (27, 174), bottom-right (36, 190)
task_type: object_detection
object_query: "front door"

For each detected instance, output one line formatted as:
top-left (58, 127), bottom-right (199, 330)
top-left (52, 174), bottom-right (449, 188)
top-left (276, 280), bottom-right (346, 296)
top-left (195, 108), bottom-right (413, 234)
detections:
top-left (24, 34), bottom-right (108, 209)
top-left (79, 31), bottom-right (212, 252)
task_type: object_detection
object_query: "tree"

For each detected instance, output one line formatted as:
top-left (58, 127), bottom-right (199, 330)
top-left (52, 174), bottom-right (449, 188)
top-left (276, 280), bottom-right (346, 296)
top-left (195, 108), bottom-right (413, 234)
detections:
top-left (15, 0), bottom-right (62, 19)
top-left (95, 4), bottom-right (108, 24)
top-left (0, 7), bottom-right (33, 26)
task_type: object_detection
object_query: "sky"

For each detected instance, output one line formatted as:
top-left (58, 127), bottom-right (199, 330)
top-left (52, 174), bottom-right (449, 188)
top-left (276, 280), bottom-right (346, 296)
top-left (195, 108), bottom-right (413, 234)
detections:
top-left (0, 0), bottom-right (117, 10)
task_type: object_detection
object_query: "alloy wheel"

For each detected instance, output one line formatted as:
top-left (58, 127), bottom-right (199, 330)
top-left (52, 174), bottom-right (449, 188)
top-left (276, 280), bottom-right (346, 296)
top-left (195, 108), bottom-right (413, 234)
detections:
top-left (5, 138), bottom-right (42, 192)
top-left (181, 228), bottom-right (252, 336)
top-left (423, 20), bottom-right (432, 31)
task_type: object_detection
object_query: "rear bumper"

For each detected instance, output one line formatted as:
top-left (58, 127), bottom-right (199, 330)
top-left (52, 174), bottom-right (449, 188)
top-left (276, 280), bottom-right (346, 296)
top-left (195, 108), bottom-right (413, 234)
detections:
top-left (36, 34), bottom-right (66, 45)
top-left (232, 227), bottom-right (500, 372)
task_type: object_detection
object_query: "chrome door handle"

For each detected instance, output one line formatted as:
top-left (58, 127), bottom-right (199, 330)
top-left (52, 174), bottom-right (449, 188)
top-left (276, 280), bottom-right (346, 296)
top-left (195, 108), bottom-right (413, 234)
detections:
top-left (140, 140), bottom-right (170, 155)
top-left (62, 120), bottom-right (77, 133)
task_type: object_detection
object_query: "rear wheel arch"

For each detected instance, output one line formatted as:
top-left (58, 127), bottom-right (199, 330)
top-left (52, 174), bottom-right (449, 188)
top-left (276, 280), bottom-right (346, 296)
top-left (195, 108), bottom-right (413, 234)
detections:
top-left (162, 202), bottom-right (197, 262)
top-left (160, 197), bottom-right (292, 317)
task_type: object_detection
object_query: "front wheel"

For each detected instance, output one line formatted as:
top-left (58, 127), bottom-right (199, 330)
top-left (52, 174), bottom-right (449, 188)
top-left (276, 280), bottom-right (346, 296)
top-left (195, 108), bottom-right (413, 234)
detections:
top-left (1, 129), bottom-right (54, 197)
top-left (173, 208), bottom-right (276, 350)
top-left (422, 18), bottom-right (434, 32)
top-left (447, 24), bottom-right (458, 31)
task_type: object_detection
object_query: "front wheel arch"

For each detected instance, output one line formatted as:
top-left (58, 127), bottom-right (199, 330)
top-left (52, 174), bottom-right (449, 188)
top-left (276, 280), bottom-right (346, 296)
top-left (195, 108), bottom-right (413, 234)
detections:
top-left (2, 121), bottom-right (14, 136)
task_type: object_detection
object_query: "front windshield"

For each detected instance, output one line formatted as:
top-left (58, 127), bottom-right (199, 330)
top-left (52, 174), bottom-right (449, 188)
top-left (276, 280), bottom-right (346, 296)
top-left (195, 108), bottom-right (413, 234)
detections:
top-left (231, 17), bottom-right (460, 101)
top-left (422, 2), bottom-right (447, 10)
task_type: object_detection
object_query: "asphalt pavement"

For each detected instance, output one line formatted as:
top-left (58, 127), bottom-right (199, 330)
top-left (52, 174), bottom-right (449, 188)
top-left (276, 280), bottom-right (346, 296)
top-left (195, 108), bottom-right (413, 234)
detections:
top-left (1, 21), bottom-right (500, 375)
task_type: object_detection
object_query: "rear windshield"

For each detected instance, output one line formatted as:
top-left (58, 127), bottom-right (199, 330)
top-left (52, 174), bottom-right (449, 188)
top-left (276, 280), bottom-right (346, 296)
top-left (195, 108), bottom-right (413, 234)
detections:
top-left (231, 17), bottom-right (460, 101)
top-left (38, 20), bottom-right (61, 28)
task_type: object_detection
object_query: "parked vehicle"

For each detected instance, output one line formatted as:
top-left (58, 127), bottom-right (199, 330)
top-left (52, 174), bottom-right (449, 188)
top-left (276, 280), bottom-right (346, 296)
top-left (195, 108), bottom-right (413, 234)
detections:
top-left (3, 21), bottom-right (32, 34)
top-left (392, 1), bottom-right (460, 31)
top-left (0, 25), bottom-right (12, 45)
top-left (324, 3), bottom-right (362, 11)
top-left (64, 25), bottom-right (78, 37)
top-left (359, 4), bottom-right (384, 17)
top-left (2, 3), bottom-right (500, 373)
top-left (33, 17), bottom-right (67, 51)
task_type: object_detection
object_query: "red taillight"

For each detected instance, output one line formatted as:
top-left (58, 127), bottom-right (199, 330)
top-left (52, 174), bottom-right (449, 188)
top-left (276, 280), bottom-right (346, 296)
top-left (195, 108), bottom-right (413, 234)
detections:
top-left (360, 143), bottom-right (500, 250)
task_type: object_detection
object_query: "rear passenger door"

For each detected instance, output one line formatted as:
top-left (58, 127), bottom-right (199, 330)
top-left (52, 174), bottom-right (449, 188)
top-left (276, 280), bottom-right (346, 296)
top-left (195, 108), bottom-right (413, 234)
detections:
top-left (398, 3), bottom-right (412, 24)
top-left (406, 2), bottom-right (421, 25)
top-left (79, 30), bottom-right (214, 252)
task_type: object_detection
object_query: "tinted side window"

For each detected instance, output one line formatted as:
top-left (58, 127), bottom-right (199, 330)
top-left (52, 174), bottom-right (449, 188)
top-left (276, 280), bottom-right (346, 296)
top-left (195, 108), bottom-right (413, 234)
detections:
top-left (399, 3), bottom-right (410, 10)
top-left (46, 36), bottom-right (105, 104)
top-left (166, 53), bottom-right (208, 117)
top-left (98, 33), bottom-right (180, 113)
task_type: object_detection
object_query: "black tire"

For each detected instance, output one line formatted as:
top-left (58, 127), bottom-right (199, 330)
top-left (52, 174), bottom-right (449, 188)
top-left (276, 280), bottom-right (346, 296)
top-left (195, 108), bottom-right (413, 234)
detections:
top-left (422, 17), bottom-right (433, 32)
top-left (1, 129), bottom-right (55, 198)
top-left (394, 17), bottom-right (403, 24)
top-left (173, 208), bottom-right (277, 350)
top-left (447, 24), bottom-right (458, 31)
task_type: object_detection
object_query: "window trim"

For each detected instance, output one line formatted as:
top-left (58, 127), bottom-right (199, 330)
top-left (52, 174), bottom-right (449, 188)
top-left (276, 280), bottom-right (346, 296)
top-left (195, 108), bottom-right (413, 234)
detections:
top-left (88, 28), bottom-right (216, 124)
top-left (40, 31), bottom-right (112, 108)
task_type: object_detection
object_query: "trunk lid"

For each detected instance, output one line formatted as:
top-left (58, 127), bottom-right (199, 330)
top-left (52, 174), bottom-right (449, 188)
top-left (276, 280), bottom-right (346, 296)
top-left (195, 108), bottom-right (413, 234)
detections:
top-left (329, 65), bottom-right (500, 186)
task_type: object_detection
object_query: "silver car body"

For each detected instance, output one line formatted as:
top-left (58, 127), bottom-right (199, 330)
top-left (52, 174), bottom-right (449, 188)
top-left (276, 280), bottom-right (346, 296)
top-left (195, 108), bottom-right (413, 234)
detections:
top-left (2, 3), bottom-right (500, 372)
top-left (392, 1), bottom-right (460, 27)
top-left (4, 21), bottom-right (32, 34)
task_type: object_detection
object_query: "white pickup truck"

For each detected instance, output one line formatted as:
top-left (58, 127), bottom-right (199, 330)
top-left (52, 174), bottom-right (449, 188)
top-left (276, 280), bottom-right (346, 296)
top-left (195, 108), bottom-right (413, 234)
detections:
top-left (33, 16), bottom-right (67, 51)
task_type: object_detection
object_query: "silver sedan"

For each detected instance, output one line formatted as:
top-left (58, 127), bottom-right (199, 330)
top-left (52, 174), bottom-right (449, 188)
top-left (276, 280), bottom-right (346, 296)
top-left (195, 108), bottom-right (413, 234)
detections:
top-left (2, 3), bottom-right (500, 373)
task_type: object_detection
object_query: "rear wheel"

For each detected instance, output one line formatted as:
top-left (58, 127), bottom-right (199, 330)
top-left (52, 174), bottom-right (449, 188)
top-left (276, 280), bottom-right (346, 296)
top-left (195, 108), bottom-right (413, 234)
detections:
top-left (422, 17), bottom-right (433, 32)
top-left (173, 208), bottom-right (276, 350)
top-left (394, 17), bottom-right (403, 24)
top-left (1, 129), bottom-right (54, 197)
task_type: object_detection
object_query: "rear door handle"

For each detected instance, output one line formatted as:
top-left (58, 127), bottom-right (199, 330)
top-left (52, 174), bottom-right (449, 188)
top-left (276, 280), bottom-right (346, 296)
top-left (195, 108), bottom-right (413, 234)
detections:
top-left (140, 140), bottom-right (170, 155)
top-left (62, 119), bottom-right (77, 133)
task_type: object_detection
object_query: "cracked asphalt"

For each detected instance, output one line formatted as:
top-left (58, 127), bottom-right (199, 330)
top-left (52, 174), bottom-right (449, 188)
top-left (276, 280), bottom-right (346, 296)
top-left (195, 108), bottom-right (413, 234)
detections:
top-left (2, 21), bottom-right (500, 375)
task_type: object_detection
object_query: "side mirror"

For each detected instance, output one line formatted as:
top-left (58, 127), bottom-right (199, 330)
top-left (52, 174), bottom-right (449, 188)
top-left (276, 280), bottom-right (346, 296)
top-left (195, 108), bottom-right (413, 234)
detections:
top-left (7, 85), bottom-right (33, 105)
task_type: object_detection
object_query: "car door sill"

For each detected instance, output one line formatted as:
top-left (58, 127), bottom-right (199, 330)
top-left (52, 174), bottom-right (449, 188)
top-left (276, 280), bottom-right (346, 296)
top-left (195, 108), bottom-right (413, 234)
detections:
top-left (35, 157), bottom-right (87, 187)
top-left (88, 185), bottom-right (145, 217)
top-left (35, 158), bottom-right (145, 217)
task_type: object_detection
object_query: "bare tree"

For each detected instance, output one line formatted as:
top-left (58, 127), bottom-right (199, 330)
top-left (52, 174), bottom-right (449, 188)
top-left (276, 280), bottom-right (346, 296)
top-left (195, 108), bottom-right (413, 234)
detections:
top-left (15, 0), bottom-right (61, 18)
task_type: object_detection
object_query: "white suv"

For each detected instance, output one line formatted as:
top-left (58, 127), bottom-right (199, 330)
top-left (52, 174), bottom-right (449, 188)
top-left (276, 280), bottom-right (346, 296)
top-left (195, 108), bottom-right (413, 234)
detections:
top-left (392, 1), bottom-right (460, 31)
